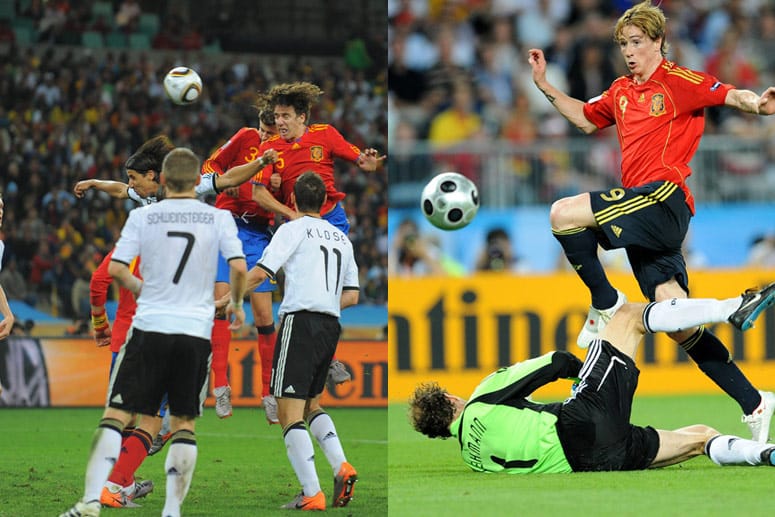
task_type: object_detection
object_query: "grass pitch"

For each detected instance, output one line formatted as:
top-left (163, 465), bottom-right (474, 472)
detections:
top-left (389, 394), bottom-right (774, 517)
top-left (0, 406), bottom-right (386, 516)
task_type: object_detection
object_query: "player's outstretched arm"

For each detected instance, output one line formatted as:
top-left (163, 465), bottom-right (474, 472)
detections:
top-left (73, 179), bottom-right (130, 199)
top-left (0, 285), bottom-right (15, 340)
top-left (725, 86), bottom-right (775, 115)
top-left (527, 48), bottom-right (597, 134)
top-left (216, 149), bottom-right (279, 190)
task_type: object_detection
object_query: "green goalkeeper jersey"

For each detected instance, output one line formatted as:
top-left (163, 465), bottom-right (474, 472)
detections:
top-left (449, 351), bottom-right (583, 474)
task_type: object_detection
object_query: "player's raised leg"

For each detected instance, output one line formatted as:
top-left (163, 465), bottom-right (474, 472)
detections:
top-left (550, 193), bottom-right (624, 348)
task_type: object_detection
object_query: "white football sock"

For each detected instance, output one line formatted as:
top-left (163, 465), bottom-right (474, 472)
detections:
top-left (162, 438), bottom-right (198, 517)
top-left (644, 297), bottom-right (742, 333)
top-left (706, 434), bottom-right (771, 466)
top-left (83, 426), bottom-right (122, 502)
top-left (284, 425), bottom-right (321, 496)
top-left (308, 412), bottom-right (347, 476)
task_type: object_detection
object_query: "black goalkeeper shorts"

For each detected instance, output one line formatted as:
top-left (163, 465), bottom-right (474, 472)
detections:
top-left (556, 340), bottom-right (660, 472)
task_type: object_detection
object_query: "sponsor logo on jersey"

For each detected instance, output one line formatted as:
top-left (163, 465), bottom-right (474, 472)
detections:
top-left (310, 145), bottom-right (323, 162)
top-left (611, 224), bottom-right (623, 238)
top-left (284, 385), bottom-right (296, 394)
top-left (650, 93), bottom-right (666, 116)
top-left (710, 81), bottom-right (722, 91)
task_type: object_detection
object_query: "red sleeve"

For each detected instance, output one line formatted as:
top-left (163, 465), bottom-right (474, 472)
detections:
top-left (668, 70), bottom-right (733, 114)
top-left (251, 138), bottom-right (277, 187)
top-left (202, 128), bottom-right (251, 175)
top-left (325, 125), bottom-right (361, 162)
top-left (583, 89), bottom-right (616, 130)
top-left (89, 249), bottom-right (114, 307)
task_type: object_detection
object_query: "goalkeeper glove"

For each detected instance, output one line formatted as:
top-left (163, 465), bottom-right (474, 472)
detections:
top-left (91, 310), bottom-right (112, 347)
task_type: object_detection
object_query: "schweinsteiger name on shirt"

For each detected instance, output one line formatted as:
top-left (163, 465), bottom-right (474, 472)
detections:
top-left (146, 211), bottom-right (215, 224)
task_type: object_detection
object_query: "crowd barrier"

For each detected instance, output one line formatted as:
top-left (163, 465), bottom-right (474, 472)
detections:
top-left (389, 270), bottom-right (775, 402)
top-left (0, 339), bottom-right (386, 408)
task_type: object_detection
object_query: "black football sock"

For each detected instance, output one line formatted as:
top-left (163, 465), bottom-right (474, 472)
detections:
top-left (682, 326), bottom-right (761, 414)
top-left (553, 227), bottom-right (617, 309)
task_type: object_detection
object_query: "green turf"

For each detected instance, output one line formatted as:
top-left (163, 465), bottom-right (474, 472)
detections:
top-left (389, 394), bottom-right (773, 517)
top-left (0, 406), bottom-right (386, 516)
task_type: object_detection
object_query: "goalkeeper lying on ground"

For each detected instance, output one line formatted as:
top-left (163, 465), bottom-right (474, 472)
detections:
top-left (410, 283), bottom-right (775, 473)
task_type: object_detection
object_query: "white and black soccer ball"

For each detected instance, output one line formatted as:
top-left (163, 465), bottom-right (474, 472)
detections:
top-left (163, 67), bottom-right (203, 105)
top-left (420, 172), bottom-right (480, 231)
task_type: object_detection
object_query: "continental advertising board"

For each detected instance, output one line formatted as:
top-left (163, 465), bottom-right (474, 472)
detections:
top-left (389, 270), bottom-right (775, 401)
top-left (0, 339), bottom-right (386, 408)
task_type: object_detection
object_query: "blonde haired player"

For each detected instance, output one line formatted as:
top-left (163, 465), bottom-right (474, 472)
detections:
top-left (60, 148), bottom-right (247, 517)
top-left (528, 0), bottom-right (775, 442)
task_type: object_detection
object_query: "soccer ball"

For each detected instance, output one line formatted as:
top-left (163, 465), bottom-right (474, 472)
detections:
top-left (421, 172), bottom-right (480, 230)
top-left (163, 67), bottom-right (202, 105)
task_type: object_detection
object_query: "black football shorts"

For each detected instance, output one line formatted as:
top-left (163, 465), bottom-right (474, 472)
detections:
top-left (589, 180), bottom-right (692, 300)
top-left (108, 327), bottom-right (212, 418)
top-left (271, 311), bottom-right (341, 400)
top-left (556, 339), bottom-right (660, 472)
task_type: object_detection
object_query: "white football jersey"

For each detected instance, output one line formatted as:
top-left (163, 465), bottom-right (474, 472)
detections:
top-left (257, 216), bottom-right (359, 318)
top-left (126, 173), bottom-right (218, 204)
top-left (0, 240), bottom-right (4, 272)
top-left (112, 198), bottom-right (244, 339)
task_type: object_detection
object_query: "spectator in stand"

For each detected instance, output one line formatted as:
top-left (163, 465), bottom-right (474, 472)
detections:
top-left (0, 256), bottom-right (36, 307)
top-left (428, 80), bottom-right (481, 146)
top-left (391, 120), bottom-right (433, 183)
top-left (2, 37), bottom-right (386, 327)
top-left (115, 0), bottom-right (142, 33)
top-left (705, 28), bottom-right (760, 92)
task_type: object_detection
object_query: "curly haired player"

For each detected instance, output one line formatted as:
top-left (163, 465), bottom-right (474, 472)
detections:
top-left (411, 284), bottom-right (775, 474)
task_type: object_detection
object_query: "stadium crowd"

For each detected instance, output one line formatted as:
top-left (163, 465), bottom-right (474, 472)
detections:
top-left (0, 39), bottom-right (388, 323)
top-left (388, 0), bottom-right (775, 201)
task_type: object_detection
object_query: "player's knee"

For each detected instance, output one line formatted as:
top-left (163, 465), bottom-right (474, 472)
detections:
top-left (549, 197), bottom-right (574, 230)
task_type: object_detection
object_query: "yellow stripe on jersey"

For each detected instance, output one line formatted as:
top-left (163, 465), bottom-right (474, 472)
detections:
top-left (552, 227), bottom-right (588, 236)
top-left (129, 256), bottom-right (139, 274)
top-left (663, 65), bottom-right (703, 84)
top-left (594, 182), bottom-right (677, 225)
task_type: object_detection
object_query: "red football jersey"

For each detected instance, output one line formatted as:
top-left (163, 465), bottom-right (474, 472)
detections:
top-left (583, 59), bottom-right (733, 214)
top-left (202, 127), bottom-right (274, 225)
top-left (255, 124), bottom-right (361, 215)
top-left (89, 249), bottom-right (140, 353)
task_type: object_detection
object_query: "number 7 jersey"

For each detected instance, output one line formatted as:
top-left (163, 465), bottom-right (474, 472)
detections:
top-left (111, 198), bottom-right (244, 340)
top-left (255, 215), bottom-right (359, 318)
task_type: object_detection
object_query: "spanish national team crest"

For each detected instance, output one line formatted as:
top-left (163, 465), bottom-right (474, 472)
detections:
top-left (310, 145), bottom-right (323, 162)
top-left (650, 94), bottom-right (666, 116)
